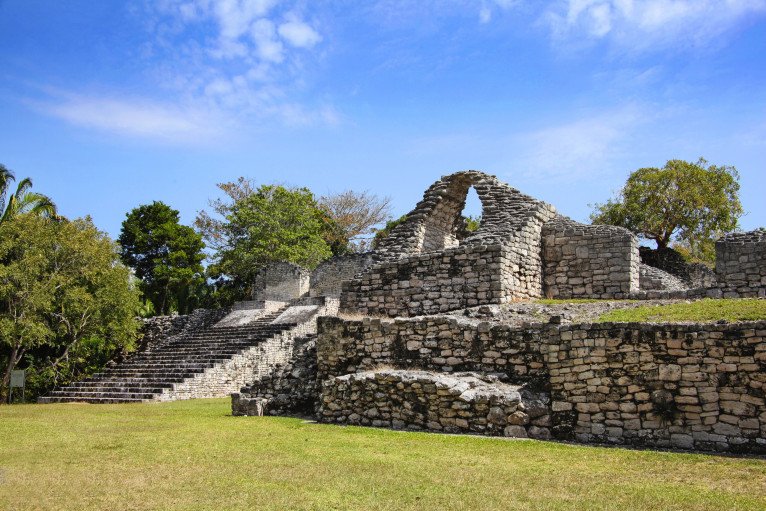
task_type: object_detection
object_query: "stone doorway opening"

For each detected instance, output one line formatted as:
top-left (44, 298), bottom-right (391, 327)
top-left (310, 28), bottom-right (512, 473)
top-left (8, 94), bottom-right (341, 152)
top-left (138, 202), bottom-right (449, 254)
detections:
top-left (418, 180), bottom-right (485, 254)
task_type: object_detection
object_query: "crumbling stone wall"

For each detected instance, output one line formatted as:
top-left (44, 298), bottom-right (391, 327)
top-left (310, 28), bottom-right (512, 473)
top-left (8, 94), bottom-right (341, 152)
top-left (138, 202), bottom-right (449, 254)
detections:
top-left (341, 171), bottom-right (557, 316)
top-left (309, 253), bottom-right (377, 298)
top-left (639, 264), bottom-right (689, 292)
top-left (316, 316), bottom-right (547, 385)
top-left (316, 316), bottom-right (766, 453)
top-left (232, 335), bottom-right (318, 417)
top-left (253, 262), bottom-right (311, 302)
top-left (717, 229), bottom-right (766, 298)
top-left (542, 218), bottom-right (640, 299)
top-left (320, 370), bottom-right (552, 439)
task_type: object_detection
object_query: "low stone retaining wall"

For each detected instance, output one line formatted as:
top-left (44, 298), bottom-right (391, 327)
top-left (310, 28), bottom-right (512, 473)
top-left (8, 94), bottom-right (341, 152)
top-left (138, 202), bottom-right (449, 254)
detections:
top-left (319, 369), bottom-right (552, 438)
top-left (317, 316), bottom-right (547, 385)
top-left (317, 316), bottom-right (766, 453)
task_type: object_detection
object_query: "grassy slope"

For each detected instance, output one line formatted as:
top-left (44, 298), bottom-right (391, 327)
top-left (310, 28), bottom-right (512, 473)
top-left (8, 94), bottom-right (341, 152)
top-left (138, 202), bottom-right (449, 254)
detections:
top-left (1, 399), bottom-right (764, 511)
top-left (596, 299), bottom-right (766, 323)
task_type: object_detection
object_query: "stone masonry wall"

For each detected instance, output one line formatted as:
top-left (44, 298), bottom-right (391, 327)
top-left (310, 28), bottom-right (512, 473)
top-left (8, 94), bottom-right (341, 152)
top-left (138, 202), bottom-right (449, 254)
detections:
top-left (316, 316), bottom-right (766, 453)
top-left (639, 264), bottom-right (689, 292)
top-left (716, 229), bottom-right (766, 298)
top-left (317, 316), bottom-right (547, 386)
top-left (341, 171), bottom-right (557, 316)
top-left (309, 253), bottom-right (377, 298)
top-left (253, 262), bottom-right (311, 302)
top-left (546, 322), bottom-right (766, 453)
top-left (339, 244), bottom-right (521, 317)
top-left (232, 335), bottom-right (318, 417)
top-left (542, 218), bottom-right (640, 299)
top-left (319, 370), bottom-right (552, 439)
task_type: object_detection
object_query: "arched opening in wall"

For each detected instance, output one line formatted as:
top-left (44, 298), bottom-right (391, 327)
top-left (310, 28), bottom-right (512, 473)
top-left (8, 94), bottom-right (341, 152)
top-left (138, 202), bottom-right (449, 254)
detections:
top-left (457, 186), bottom-right (482, 243)
top-left (419, 179), bottom-right (483, 253)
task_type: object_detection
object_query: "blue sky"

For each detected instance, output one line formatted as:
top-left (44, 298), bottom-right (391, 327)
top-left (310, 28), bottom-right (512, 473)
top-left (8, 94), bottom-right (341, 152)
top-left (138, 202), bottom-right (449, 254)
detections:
top-left (1, 0), bottom-right (765, 239)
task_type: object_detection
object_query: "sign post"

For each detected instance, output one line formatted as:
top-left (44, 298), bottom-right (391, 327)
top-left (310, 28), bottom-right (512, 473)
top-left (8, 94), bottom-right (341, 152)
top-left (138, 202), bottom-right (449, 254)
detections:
top-left (9, 369), bottom-right (25, 404)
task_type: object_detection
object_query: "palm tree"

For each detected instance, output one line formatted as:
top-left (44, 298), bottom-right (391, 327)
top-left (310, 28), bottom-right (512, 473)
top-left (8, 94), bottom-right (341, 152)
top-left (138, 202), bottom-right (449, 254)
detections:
top-left (0, 163), bottom-right (57, 224)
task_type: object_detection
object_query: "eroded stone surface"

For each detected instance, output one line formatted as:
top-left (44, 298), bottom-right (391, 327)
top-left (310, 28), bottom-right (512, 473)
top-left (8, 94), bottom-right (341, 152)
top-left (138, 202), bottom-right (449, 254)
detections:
top-left (316, 315), bottom-right (766, 453)
top-left (319, 369), bottom-right (550, 437)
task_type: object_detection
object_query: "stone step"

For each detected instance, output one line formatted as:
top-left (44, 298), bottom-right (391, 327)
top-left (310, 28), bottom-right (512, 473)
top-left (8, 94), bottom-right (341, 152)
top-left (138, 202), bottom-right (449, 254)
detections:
top-left (52, 384), bottom-right (172, 393)
top-left (38, 396), bottom-right (147, 404)
top-left (40, 308), bottom-right (300, 403)
top-left (92, 370), bottom-right (200, 379)
top-left (88, 376), bottom-right (188, 384)
top-left (46, 390), bottom-right (159, 400)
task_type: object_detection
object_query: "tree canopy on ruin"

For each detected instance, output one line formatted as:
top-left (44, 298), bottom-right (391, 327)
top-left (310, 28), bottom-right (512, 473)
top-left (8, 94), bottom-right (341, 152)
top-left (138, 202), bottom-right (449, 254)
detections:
top-left (590, 158), bottom-right (743, 261)
top-left (195, 178), bottom-right (393, 299)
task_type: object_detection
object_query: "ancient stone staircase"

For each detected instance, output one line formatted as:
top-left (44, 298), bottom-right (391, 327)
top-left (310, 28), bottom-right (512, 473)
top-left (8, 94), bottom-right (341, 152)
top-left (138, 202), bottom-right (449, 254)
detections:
top-left (39, 307), bottom-right (296, 404)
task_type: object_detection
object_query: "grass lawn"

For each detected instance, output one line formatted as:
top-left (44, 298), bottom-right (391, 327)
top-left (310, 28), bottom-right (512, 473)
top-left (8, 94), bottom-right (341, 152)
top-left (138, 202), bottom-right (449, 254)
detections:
top-left (596, 298), bottom-right (766, 323)
top-left (0, 399), bottom-right (764, 510)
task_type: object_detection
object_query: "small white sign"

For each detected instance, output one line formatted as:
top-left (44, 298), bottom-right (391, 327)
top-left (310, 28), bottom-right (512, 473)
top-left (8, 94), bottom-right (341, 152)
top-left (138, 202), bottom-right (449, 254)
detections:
top-left (10, 370), bottom-right (24, 388)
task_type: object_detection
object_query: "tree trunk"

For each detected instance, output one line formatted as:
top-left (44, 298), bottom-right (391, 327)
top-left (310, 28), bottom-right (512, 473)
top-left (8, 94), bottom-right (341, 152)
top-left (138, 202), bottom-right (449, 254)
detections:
top-left (656, 236), bottom-right (670, 251)
top-left (1, 345), bottom-right (21, 403)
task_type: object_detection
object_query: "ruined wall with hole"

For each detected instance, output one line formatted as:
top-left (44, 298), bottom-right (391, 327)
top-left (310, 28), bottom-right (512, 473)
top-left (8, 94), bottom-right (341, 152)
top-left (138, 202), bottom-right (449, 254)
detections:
top-left (316, 316), bottom-right (766, 453)
top-left (340, 171), bottom-right (558, 316)
top-left (717, 229), bottom-right (766, 298)
top-left (542, 218), bottom-right (640, 299)
top-left (253, 262), bottom-right (311, 302)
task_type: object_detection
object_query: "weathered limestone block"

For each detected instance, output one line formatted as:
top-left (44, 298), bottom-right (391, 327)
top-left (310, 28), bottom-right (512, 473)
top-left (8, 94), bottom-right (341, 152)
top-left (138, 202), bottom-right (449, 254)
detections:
top-left (542, 217), bottom-right (639, 299)
top-left (318, 369), bottom-right (550, 438)
top-left (716, 229), bottom-right (766, 298)
top-left (253, 262), bottom-right (310, 302)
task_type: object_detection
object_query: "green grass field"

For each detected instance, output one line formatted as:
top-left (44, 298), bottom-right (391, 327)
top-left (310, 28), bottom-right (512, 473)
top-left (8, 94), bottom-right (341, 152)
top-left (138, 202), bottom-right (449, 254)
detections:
top-left (596, 298), bottom-right (766, 323)
top-left (1, 399), bottom-right (764, 510)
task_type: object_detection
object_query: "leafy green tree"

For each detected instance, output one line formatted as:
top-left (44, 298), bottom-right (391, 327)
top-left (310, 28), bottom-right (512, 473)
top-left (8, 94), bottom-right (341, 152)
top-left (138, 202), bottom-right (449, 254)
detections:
top-left (198, 183), bottom-right (333, 297)
top-left (0, 163), bottom-right (57, 224)
top-left (591, 158), bottom-right (743, 261)
top-left (464, 215), bottom-right (481, 233)
top-left (119, 202), bottom-right (206, 315)
top-left (0, 215), bottom-right (141, 400)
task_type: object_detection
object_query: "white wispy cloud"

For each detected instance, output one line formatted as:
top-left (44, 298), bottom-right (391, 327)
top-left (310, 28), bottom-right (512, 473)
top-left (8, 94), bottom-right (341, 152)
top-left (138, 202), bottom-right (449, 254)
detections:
top-left (37, 0), bottom-right (331, 144)
top-left (278, 15), bottom-right (322, 48)
top-left (511, 104), bottom-right (648, 183)
top-left (41, 95), bottom-right (227, 143)
top-left (543, 0), bottom-right (766, 52)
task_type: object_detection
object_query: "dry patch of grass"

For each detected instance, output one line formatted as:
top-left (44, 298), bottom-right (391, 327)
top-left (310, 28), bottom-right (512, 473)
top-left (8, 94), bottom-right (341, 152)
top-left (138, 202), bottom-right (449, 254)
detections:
top-left (596, 298), bottom-right (766, 323)
top-left (1, 399), bottom-right (765, 511)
